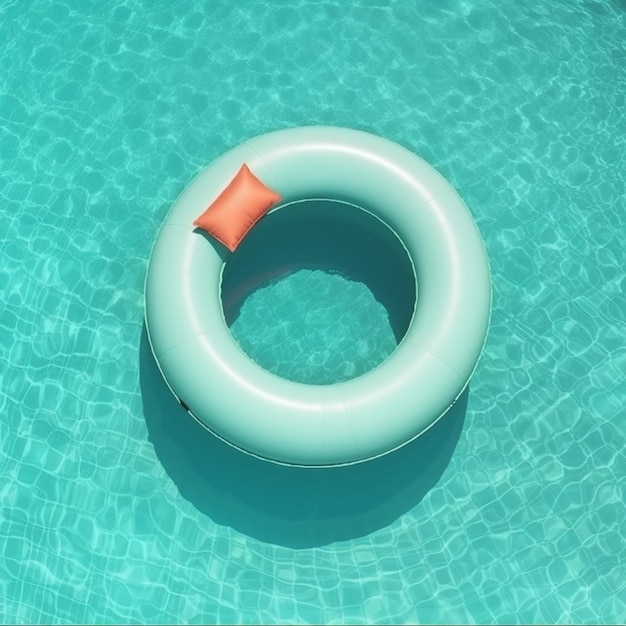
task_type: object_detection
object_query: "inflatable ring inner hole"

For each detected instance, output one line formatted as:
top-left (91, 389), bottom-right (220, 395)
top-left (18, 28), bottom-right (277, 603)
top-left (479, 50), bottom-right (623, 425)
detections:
top-left (220, 199), bottom-right (417, 384)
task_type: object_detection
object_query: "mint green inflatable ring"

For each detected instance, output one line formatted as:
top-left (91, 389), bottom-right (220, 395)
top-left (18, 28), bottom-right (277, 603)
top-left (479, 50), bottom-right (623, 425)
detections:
top-left (145, 126), bottom-right (490, 467)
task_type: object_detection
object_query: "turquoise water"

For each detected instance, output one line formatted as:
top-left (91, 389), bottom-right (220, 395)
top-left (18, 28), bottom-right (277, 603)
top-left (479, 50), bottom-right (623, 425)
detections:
top-left (1, 0), bottom-right (625, 623)
top-left (230, 269), bottom-right (397, 384)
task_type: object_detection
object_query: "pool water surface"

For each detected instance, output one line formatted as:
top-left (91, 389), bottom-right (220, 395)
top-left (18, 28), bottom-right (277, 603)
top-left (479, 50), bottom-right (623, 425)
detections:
top-left (230, 268), bottom-right (398, 385)
top-left (0, 0), bottom-right (624, 623)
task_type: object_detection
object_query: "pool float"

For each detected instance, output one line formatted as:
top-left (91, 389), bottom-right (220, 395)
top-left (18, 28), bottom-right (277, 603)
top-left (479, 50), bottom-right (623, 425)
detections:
top-left (145, 126), bottom-right (491, 467)
top-left (221, 262), bottom-right (299, 326)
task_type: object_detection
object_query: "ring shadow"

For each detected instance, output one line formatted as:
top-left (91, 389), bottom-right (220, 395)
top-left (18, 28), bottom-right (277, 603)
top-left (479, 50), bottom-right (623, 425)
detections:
top-left (139, 324), bottom-right (468, 549)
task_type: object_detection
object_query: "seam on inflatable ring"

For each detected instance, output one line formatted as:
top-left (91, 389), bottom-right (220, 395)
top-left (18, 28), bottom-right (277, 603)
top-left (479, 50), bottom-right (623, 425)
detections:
top-left (155, 327), bottom-right (223, 360)
top-left (243, 141), bottom-right (282, 192)
top-left (341, 401), bottom-right (361, 459)
top-left (403, 339), bottom-right (465, 381)
top-left (403, 188), bottom-right (461, 224)
top-left (163, 218), bottom-right (196, 231)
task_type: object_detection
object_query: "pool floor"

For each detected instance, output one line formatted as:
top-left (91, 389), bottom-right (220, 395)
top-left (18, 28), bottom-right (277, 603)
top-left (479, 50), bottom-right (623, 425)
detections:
top-left (0, 0), bottom-right (624, 623)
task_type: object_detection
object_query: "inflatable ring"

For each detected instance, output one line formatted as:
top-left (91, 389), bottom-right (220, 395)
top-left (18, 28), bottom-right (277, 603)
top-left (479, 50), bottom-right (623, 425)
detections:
top-left (145, 126), bottom-right (490, 467)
